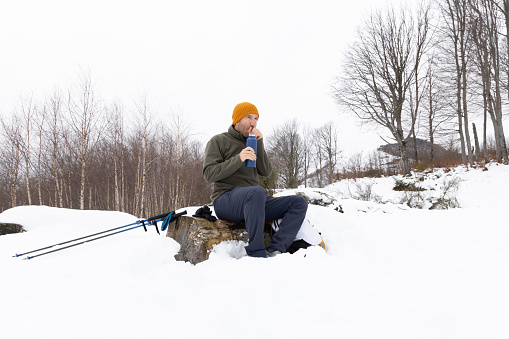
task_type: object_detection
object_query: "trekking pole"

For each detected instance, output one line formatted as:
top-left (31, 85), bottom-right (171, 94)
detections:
top-left (23, 223), bottom-right (146, 260)
top-left (13, 220), bottom-right (141, 258)
top-left (13, 210), bottom-right (187, 260)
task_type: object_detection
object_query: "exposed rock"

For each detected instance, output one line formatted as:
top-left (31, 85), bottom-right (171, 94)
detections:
top-left (296, 191), bottom-right (343, 212)
top-left (296, 191), bottom-right (335, 206)
top-left (165, 216), bottom-right (272, 265)
top-left (0, 223), bottom-right (25, 236)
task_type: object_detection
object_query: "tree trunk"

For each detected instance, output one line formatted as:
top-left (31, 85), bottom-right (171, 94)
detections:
top-left (10, 144), bottom-right (20, 208)
top-left (89, 186), bottom-right (92, 210)
top-left (36, 114), bottom-right (44, 205)
top-left (114, 153), bottom-right (120, 211)
top-left (25, 165), bottom-right (31, 205)
top-left (482, 81), bottom-right (489, 161)
top-left (429, 121), bottom-right (435, 165)
top-left (493, 66), bottom-right (508, 162)
top-left (140, 150), bottom-right (147, 216)
top-left (472, 123), bottom-right (481, 162)
top-left (412, 129), bottom-right (419, 163)
top-left (503, 0), bottom-right (509, 98)
top-left (427, 66), bottom-right (435, 165)
top-left (457, 102), bottom-right (467, 165)
top-left (461, 48), bottom-right (474, 166)
top-left (398, 139), bottom-right (411, 175)
top-left (121, 153), bottom-right (125, 212)
top-left (80, 159), bottom-right (86, 210)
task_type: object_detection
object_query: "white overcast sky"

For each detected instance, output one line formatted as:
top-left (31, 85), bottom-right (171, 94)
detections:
top-left (1, 0), bottom-right (411, 152)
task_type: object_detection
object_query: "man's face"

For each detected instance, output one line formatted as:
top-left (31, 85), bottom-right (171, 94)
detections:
top-left (234, 114), bottom-right (259, 138)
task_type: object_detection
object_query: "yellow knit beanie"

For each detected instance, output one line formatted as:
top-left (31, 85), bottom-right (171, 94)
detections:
top-left (232, 102), bottom-right (259, 126)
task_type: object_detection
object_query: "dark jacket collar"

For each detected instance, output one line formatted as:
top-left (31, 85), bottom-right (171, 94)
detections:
top-left (228, 125), bottom-right (246, 141)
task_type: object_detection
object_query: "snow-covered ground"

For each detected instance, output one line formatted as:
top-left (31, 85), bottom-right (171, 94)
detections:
top-left (1, 164), bottom-right (508, 339)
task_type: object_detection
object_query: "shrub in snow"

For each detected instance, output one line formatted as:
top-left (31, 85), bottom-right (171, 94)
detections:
top-left (393, 179), bottom-right (426, 192)
top-left (349, 182), bottom-right (383, 203)
top-left (399, 191), bottom-right (427, 209)
top-left (428, 177), bottom-right (461, 210)
top-left (397, 175), bottom-right (462, 210)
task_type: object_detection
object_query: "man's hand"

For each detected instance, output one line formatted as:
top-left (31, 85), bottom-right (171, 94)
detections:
top-left (239, 147), bottom-right (257, 162)
top-left (248, 126), bottom-right (263, 140)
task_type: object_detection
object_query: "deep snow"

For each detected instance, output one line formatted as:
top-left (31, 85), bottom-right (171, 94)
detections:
top-left (1, 164), bottom-right (508, 339)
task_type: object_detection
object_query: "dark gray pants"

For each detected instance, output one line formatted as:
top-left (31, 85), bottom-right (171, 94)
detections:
top-left (214, 186), bottom-right (308, 257)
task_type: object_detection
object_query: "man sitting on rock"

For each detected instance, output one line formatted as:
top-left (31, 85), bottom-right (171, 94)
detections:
top-left (203, 102), bottom-right (308, 258)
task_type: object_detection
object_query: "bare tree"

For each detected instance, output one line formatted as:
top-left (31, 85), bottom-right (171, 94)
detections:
top-left (494, 0), bottom-right (509, 96)
top-left (1, 113), bottom-right (23, 207)
top-left (470, 0), bottom-right (508, 163)
top-left (422, 54), bottom-right (454, 164)
top-left (267, 119), bottom-right (303, 188)
top-left (157, 127), bottom-right (175, 210)
top-left (169, 109), bottom-right (193, 208)
top-left (332, 4), bottom-right (431, 175)
top-left (46, 90), bottom-right (65, 207)
top-left (34, 102), bottom-right (47, 204)
top-left (17, 96), bottom-right (37, 205)
top-left (470, 0), bottom-right (493, 161)
top-left (110, 102), bottom-right (126, 212)
top-left (311, 132), bottom-right (325, 187)
top-left (132, 95), bottom-right (157, 217)
top-left (315, 122), bottom-right (340, 185)
top-left (301, 125), bottom-right (313, 187)
top-left (439, 0), bottom-right (476, 166)
top-left (66, 71), bottom-right (105, 210)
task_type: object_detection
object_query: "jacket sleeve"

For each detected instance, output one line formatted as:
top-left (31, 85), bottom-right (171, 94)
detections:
top-left (256, 139), bottom-right (272, 177)
top-left (203, 137), bottom-right (244, 183)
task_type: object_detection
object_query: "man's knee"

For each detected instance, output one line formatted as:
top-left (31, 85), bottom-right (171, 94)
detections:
top-left (246, 186), bottom-right (267, 201)
top-left (292, 195), bottom-right (308, 211)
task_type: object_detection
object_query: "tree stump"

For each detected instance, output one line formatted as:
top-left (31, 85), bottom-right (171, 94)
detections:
top-left (0, 223), bottom-right (25, 236)
top-left (165, 216), bottom-right (272, 265)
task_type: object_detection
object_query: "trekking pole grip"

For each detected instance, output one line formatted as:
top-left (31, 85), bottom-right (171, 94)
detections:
top-left (147, 211), bottom-right (171, 222)
top-left (147, 210), bottom-right (187, 223)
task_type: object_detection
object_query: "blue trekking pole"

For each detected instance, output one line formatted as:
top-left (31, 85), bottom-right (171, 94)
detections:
top-left (13, 210), bottom-right (187, 260)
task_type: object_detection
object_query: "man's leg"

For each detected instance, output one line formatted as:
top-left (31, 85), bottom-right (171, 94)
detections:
top-left (213, 186), bottom-right (267, 257)
top-left (265, 195), bottom-right (308, 252)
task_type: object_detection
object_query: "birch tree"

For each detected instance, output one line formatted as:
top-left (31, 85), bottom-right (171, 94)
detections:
top-left (133, 95), bottom-right (156, 217)
top-left (111, 102), bottom-right (126, 212)
top-left (1, 114), bottom-right (22, 207)
top-left (18, 96), bottom-right (36, 205)
top-left (34, 102), bottom-right (46, 204)
top-left (67, 71), bottom-right (105, 210)
top-left (47, 90), bottom-right (64, 207)
top-left (169, 110), bottom-right (192, 208)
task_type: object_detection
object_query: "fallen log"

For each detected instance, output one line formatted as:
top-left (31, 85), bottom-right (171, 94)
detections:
top-left (165, 216), bottom-right (271, 265)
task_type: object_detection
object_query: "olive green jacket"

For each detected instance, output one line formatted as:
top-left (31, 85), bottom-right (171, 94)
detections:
top-left (203, 125), bottom-right (272, 202)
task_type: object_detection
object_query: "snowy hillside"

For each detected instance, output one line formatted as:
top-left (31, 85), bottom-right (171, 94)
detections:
top-left (1, 164), bottom-right (508, 339)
